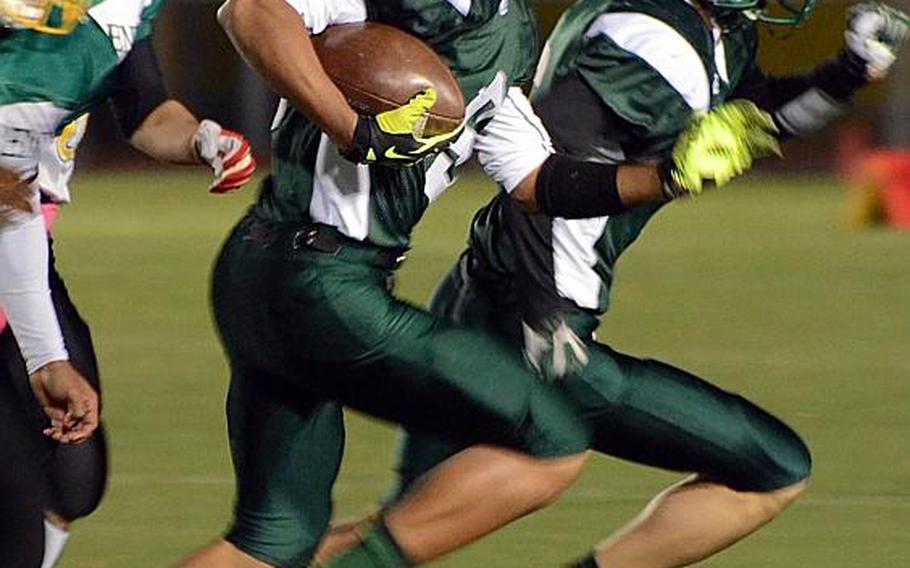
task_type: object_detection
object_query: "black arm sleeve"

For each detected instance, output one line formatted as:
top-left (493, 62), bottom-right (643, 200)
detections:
top-left (106, 38), bottom-right (169, 138)
top-left (733, 52), bottom-right (869, 138)
top-left (534, 154), bottom-right (630, 219)
top-left (530, 71), bottom-right (659, 220)
top-left (735, 52), bottom-right (868, 108)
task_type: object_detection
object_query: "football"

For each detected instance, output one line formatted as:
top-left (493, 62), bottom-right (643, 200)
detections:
top-left (312, 22), bottom-right (465, 137)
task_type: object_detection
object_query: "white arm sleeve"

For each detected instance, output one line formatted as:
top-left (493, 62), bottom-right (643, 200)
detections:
top-left (474, 87), bottom-right (554, 193)
top-left (0, 205), bottom-right (67, 374)
top-left (281, 0), bottom-right (367, 33)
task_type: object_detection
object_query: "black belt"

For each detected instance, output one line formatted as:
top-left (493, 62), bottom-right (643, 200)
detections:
top-left (245, 219), bottom-right (408, 270)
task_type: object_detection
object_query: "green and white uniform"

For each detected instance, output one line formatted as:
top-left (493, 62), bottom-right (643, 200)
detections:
top-left (395, 0), bottom-right (813, 501)
top-left (0, 0), bottom-right (163, 374)
top-left (474, 0), bottom-right (761, 319)
top-left (214, 1), bottom-right (591, 565)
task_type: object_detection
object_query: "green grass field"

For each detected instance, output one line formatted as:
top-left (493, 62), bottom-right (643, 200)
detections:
top-left (50, 168), bottom-right (909, 567)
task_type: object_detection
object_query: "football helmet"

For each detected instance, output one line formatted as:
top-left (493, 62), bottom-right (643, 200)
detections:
top-left (708, 0), bottom-right (818, 25)
top-left (0, 0), bottom-right (90, 35)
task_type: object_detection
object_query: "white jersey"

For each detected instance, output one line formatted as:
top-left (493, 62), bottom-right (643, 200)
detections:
top-left (37, 114), bottom-right (89, 204)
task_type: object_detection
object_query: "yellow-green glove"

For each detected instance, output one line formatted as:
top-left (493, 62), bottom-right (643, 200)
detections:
top-left (666, 100), bottom-right (781, 197)
top-left (342, 88), bottom-right (464, 166)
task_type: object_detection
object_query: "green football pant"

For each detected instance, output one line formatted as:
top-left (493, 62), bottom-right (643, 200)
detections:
top-left (393, 257), bottom-right (811, 500)
top-left (212, 217), bottom-right (591, 567)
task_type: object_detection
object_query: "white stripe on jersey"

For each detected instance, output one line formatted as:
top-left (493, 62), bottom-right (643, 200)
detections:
top-left (585, 12), bottom-right (711, 111)
top-left (0, 102), bottom-right (68, 136)
top-left (552, 217), bottom-right (609, 310)
top-left (474, 86), bottom-right (553, 193)
top-left (309, 134), bottom-right (371, 240)
top-left (446, 0), bottom-right (471, 16)
top-left (424, 71), bottom-right (511, 203)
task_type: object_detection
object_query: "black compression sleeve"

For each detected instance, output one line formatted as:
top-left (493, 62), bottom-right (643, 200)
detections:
top-left (735, 52), bottom-right (867, 114)
top-left (107, 38), bottom-right (169, 138)
top-left (535, 154), bottom-right (627, 219)
top-left (811, 51), bottom-right (869, 102)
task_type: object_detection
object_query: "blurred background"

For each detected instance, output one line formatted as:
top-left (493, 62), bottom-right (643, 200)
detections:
top-left (52, 1), bottom-right (909, 566)
top-left (77, 0), bottom-right (910, 229)
top-left (81, 0), bottom-right (910, 166)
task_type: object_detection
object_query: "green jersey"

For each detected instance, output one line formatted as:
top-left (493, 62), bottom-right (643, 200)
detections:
top-left (467, 0), bottom-right (760, 323)
top-left (258, 0), bottom-right (545, 249)
top-left (534, 0), bottom-right (756, 158)
top-left (366, 0), bottom-right (539, 100)
top-left (0, 0), bottom-right (164, 133)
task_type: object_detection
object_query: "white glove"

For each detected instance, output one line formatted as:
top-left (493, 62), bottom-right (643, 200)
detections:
top-left (845, 1), bottom-right (910, 80)
top-left (193, 119), bottom-right (256, 193)
top-left (522, 319), bottom-right (590, 382)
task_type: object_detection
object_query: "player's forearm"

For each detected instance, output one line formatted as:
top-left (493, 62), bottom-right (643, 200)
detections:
top-left (218, 0), bottom-right (357, 150)
top-left (0, 211), bottom-right (68, 373)
top-left (512, 157), bottom-right (667, 218)
top-left (767, 55), bottom-right (867, 139)
top-left (129, 100), bottom-right (200, 164)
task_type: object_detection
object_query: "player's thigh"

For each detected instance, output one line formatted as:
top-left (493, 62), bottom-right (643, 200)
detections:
top-left (567, 343), bottom-right (811, 491)
top-left (321, 295), bottom-right (589, 459)
top-left (0, 244), bottom-right (109, 521)
top-left (429, 253), bottom-right (519, 338)
top-left (0, 240), bottom-right (100, 412)
top-left (215, 226), bottom-right (588, 461)
top-left (388, 259), bottom-right (522, 500)
top-left (225, 366), bottom-right (345, 568)
top-left (48, 239), bottom-right (101, 394)
top-left (45, 246), bottom-right (108, 520)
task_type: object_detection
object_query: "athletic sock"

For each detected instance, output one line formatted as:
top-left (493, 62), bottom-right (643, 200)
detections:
top-left (41, 519), bottom-right (70, 568)
top-left (564, 553), bottom-right (598, 568)
top-left (325, 520), bottom-right (411, 568)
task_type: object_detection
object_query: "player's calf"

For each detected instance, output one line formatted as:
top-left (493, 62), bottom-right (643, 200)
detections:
top-left (324, 448), bottom-right (590, 567)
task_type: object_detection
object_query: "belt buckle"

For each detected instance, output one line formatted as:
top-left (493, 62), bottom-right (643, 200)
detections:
top-left (291, 226), bottom-right (344, 256)
top-left (290, 228), bottom-right (318, 251)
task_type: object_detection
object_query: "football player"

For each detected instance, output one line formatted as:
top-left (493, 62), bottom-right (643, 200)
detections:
top-left (175, 1), bottom-right (779, 567)
top-left (0, 1), bottom-right (255, 565)
top-left (390, 1), bottom-right (909, 567)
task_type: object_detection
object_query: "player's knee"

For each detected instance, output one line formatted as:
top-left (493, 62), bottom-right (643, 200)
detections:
top-left (735, 477), bottom-right (809, 524)
top-left (227, 516), bottom-right (323, 568)
top-left (765, 427), bottom-right (812, 490)
top-left (528, 451), bottom-right (589, 507)
top-left (525, 394), bottom-right (593, 463)
top-left (50, 427), bottom-right (108, 521)
top-left (772, 478), bottom-right (809, 510)
top-left (726, 397), bottom-right (812, 491)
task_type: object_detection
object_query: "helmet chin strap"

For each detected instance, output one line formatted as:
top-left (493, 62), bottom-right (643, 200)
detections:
top-left (703, 0), bottom-right (817, 26)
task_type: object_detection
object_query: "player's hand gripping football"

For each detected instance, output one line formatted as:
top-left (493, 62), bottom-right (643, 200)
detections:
top-left (30, 360), bottom-right (99, 444)
top-left (342, 87), bottom-right (463, 166)
top-left (193, 119), bottom-right (257, 193)
top-left (845, 2), bottom-right (910, 80)
top-left (522, 319), bottom-right (590, 382)
top-left (665, 100), bottom-right (781, 197)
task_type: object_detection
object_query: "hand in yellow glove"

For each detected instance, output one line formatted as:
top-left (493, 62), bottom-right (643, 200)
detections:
top-left (342, 87), bottom-right (464, 166)
top-left (667, 100), bottom-right (781, 197)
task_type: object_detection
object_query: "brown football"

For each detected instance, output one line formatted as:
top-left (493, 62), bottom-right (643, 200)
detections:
top-left (312, 22), bottom-right (464, 137)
